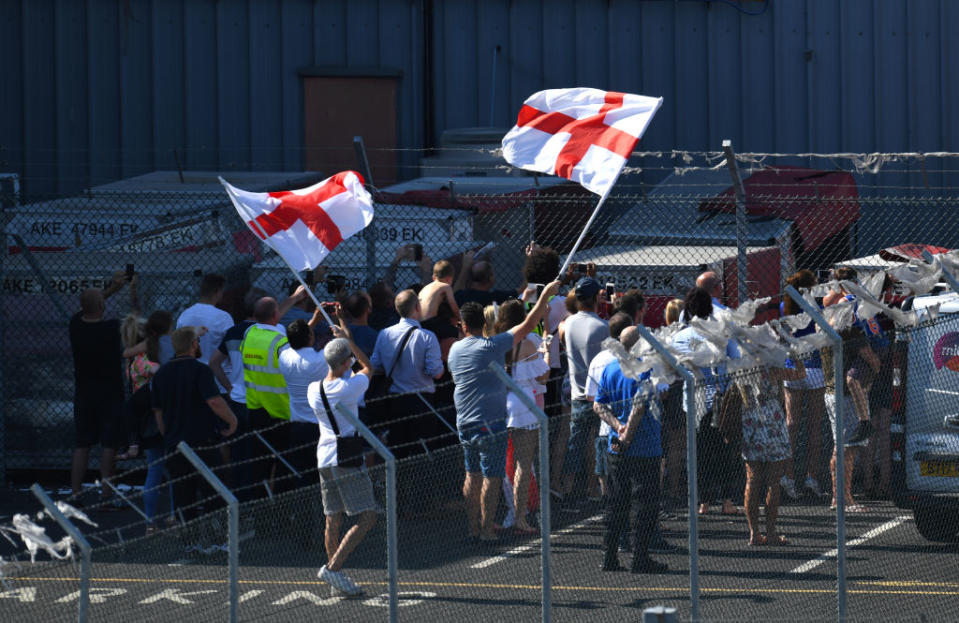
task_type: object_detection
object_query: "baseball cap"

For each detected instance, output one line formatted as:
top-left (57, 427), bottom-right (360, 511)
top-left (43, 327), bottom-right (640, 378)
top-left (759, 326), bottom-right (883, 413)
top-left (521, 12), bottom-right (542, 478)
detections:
top-left (575, 277), bottom-right (601, 300)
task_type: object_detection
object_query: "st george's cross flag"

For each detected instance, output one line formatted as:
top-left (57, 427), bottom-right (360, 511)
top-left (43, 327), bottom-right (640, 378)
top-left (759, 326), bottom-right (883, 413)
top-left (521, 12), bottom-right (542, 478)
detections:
top-left (501, 88), bottom-right (663, 196)
top-left (221, 171), bottom-right (374, 271)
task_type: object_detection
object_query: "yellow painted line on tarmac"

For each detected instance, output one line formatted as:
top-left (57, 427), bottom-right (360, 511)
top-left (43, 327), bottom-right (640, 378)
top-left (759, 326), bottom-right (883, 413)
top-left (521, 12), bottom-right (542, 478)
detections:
top-left (10, 576), bottom-right (959, 597)
top-left (856, 580), bottom-right (959, 588)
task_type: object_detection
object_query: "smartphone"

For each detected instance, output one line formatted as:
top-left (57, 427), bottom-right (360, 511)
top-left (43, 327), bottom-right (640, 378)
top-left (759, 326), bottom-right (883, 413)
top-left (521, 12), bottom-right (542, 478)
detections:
top-left (125, 263), bottom-right (135, 281)
top-left (305, 271), bottom-right (314, 286)
top-left (412, 244), bottom-right (423, 262)
top-left (576, 263), bottom-right (588, 275)
top-left (193, 268), bottom-right (202, 277)
top-left (605, 282), bottom-right (615, 298)
top-left (526, 282), bottom-right (543, 305)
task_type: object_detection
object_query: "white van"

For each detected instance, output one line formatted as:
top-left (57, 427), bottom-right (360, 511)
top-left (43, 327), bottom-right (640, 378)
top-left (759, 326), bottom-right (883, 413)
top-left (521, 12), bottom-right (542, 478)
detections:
top-left (892, 291), bottom-right (959, 542)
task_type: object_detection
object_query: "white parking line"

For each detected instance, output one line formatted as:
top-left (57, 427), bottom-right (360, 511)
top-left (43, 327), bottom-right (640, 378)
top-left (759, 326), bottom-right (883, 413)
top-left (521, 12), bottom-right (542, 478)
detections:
top-left (471, 513), bottom-right (604, 569)
top-left (926, 388), bottom-right (959, 396)
top-left (789, 515), bottom-right (910, 574)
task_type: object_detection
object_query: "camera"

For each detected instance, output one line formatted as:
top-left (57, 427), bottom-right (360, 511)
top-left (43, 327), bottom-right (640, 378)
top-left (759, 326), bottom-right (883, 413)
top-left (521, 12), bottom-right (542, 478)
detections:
top-left (576, 263), bottom-right (588, 275)
top-left (326, 275), bottom-right (347, 295)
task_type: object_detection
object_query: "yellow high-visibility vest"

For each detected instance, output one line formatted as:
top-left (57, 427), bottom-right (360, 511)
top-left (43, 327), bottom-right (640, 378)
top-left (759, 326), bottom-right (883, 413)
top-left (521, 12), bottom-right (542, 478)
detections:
top-left (239, 325), bottom-right (290, 420)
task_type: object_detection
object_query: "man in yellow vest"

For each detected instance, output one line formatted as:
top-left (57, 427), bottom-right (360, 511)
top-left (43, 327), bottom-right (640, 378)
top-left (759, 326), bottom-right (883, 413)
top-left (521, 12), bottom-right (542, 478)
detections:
top-left (240, 297), bottom-right (291, 494)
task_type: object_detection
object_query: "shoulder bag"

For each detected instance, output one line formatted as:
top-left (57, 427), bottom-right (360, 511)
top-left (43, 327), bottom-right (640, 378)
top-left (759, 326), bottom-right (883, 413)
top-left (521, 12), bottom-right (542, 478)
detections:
top-left (367, 326), bottom-right (417, 420)
top-left (319, 382), bottom-right (366, 468)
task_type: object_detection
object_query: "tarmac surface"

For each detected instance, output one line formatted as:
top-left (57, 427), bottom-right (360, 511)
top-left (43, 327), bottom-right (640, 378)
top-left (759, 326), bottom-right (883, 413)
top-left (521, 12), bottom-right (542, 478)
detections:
top-left (0, 483), bottom-right (955, 623)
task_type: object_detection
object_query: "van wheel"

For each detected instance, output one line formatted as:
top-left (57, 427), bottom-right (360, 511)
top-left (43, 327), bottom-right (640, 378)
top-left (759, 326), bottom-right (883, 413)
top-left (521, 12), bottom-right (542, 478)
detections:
top-left (914, 507), bottom-right (959, 542)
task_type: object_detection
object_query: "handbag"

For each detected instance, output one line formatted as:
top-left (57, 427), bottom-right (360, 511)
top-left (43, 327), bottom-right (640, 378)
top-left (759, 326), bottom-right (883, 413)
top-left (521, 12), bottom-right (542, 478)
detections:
top-left (367, 326), bottom-right (417, 421)
top-left (320, 382), bottom-right (366, 468)
top-left (716, 384), bottom-right (744, 449)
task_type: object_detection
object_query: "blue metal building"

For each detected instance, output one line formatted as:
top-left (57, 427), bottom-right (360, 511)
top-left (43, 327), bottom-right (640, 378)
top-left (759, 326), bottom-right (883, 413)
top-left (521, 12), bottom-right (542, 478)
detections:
top-left (1, 0), bottom-right (957, 197)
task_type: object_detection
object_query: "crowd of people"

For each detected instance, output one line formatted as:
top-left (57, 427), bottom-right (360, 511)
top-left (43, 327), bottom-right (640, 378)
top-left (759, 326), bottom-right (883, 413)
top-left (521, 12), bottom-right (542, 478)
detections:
top-left (67, 243), bottom-right (897, 592)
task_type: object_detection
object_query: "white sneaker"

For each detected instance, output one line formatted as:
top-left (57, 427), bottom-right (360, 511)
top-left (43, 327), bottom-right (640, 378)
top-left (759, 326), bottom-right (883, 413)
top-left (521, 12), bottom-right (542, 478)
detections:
top-left (803, 476), bottom-right (825, 498)
top-left (780, 476), bottom-right (799, 500)
top-left (318, 565), bottom-right (364, 597)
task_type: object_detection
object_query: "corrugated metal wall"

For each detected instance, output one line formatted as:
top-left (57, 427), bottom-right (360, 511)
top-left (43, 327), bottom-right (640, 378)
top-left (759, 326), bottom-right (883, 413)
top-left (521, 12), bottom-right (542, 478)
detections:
top-left (1, 0), bottom-right (426, 196)
top-left (2, 0), bottom-right (957, 196)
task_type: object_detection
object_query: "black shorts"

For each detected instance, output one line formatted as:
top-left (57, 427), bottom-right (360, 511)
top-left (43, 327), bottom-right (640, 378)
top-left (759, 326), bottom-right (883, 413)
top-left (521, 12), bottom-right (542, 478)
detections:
top-left (248, 407), bottom-right (289, 455)
top-left (544, 368), bottom-right (565, 418)
top-left (661, 382), bottom-right (685, 431)
top-left (74, 394), bottom-right (124, 449)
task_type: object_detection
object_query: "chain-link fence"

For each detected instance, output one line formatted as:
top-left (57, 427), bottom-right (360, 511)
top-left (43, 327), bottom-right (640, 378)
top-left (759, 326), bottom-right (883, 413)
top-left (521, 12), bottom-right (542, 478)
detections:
top-left (1, 151), bottom-right (959, 621)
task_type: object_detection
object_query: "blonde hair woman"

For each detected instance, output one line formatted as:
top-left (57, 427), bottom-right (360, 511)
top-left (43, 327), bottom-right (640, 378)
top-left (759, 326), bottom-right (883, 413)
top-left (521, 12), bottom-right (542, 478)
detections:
top-left (495, 300), bottom-right (550, 534)
top-left (664, 298), bottom-right (684, 325)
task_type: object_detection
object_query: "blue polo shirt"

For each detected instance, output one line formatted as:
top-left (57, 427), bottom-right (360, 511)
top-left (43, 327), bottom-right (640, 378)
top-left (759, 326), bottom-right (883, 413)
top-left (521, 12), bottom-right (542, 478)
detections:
top-left (596, 359), bottom-right (661, 458)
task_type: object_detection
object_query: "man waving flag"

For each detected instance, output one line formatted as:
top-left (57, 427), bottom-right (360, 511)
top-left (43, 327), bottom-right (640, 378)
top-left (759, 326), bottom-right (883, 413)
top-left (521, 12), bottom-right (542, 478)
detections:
top-left (502, 88), bottom-right (662, 277)
top-left (501, 88), bottom-right (662, 197)
top-left (220, 170), bottom-right (374, 271)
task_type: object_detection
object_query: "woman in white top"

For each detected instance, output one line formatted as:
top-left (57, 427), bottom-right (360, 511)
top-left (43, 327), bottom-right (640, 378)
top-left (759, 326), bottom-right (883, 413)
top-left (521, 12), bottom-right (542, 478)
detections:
top-left (496, 300), bottom-right (550, 534)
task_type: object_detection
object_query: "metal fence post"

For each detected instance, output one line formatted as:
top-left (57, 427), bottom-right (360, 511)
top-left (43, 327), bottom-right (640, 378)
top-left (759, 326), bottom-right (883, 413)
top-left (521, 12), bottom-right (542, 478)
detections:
top-left (635, 326), bottom-right (700, 622)
top-left (722, 140), bottom-right (749, 307)
top-left (333, 403), bottom-right (398, 623)
top-left (784, 286), bottom-right (846, 622)
top-left (176, 442), bottom-right (239, 623)
top-left (489, 363), bottom-right (551, 623)
top-left (643, 606), bottom-right (678, 623)
top-left (0, 226), bottom-right (6, 486)
top-left (30, 484), bottom-right (91, 623)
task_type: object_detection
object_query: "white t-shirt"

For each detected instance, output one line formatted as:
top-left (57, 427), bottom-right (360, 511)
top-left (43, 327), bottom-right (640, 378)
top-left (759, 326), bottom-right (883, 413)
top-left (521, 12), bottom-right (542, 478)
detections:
top-left (279, 347), bottom-right (329, 424)
top-left (586, 349), bottom-right (617, 437)
top-left (177, 303), bottom-right (235, 391)
top-left (309, 374), bottom-right (370, 468)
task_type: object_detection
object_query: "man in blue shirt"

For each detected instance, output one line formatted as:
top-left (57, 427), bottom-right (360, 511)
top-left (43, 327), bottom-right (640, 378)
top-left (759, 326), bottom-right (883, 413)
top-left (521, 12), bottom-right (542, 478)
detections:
top-left (370, 289), bottom-right (445, 458)
top-left (594, 326), bottom-right (667, 574)
top-left (448, 279), bottom-right (560, 543)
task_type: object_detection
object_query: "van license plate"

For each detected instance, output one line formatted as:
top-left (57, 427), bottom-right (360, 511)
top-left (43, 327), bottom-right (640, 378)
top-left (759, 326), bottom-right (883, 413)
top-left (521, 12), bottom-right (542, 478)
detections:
top-left (920, 461), bottom-right (959, 477)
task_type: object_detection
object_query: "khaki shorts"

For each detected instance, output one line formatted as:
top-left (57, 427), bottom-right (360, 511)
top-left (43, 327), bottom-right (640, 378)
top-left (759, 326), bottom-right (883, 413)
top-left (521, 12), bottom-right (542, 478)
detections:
top-left (319, 466), bottom-right (378, 516)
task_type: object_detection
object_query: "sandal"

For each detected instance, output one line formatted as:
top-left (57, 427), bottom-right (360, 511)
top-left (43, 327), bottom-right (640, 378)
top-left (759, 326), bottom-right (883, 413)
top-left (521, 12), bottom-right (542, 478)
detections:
top-left (748, 534), bottom-right (767, 546)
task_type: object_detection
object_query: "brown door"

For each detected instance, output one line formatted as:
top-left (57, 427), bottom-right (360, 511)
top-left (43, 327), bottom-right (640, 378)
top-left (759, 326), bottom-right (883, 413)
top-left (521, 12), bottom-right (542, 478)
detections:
top-left (302, 76), bottom-right (398, 185)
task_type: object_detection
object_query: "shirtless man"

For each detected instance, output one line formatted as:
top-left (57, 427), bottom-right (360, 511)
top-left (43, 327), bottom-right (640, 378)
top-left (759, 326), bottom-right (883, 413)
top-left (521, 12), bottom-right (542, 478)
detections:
top-left (418, 260), bottom-right (461, 321)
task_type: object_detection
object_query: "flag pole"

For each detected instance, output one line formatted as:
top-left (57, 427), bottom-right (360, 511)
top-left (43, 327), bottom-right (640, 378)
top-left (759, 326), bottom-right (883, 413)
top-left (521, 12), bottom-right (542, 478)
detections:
top-left (555, 173), bottom-right (620, 280)
top-left (219, 177), bottom-right (337, 328)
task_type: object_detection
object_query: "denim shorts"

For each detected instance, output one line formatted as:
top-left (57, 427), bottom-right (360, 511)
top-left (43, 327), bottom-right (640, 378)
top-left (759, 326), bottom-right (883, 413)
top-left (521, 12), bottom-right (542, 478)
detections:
top-left (594, 436), bottom-right (609, 476)
top-left (459, 425), bottom-right (508, 479)
top-left (562, 400), bottom-right (597, 476)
